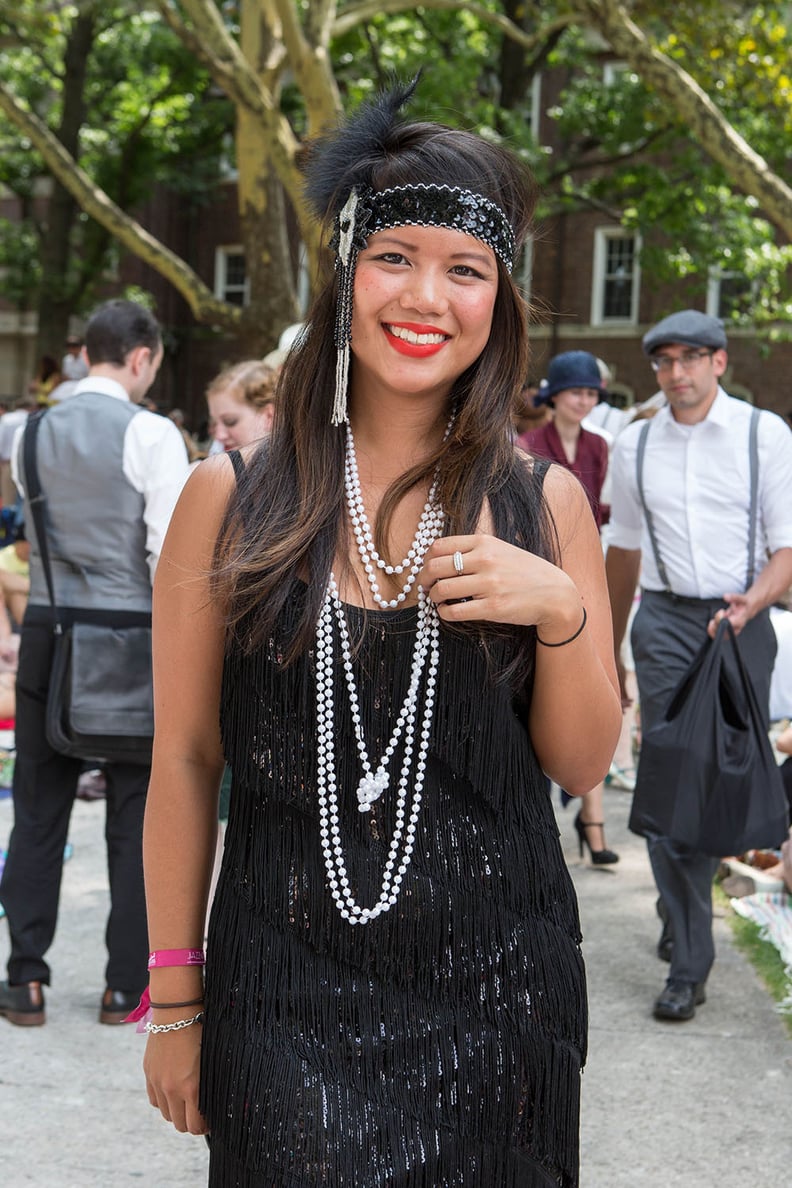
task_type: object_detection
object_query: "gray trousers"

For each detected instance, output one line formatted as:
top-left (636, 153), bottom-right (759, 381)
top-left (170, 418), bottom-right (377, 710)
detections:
top-left (631, 590), bottom-right (777, 985)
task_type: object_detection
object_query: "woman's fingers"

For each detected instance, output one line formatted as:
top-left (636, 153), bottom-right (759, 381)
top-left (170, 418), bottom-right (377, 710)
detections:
top-left (147, 1082), bottom-right (208, 1134)
top-left (421, 532), bottom-right (578, 629)
top-left (144, 1030), bottom-right (206, 1134)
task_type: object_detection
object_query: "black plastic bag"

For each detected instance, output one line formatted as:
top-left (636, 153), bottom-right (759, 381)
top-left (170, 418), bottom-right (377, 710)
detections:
top-left (630, 618), bottom-right (789, 856)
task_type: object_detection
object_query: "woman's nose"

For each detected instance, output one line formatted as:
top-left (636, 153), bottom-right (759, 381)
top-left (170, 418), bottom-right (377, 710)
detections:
top-left (399, 270), bottom-right (449, 314)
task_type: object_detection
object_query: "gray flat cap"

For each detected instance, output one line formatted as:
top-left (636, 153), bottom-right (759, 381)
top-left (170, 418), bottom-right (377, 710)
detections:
top-left (642, 309), bottom-right (727, 355)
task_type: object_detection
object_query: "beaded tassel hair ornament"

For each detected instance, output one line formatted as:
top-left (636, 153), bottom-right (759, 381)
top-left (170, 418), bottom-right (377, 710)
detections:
top-left (304, 80), bottom-right (518, 924)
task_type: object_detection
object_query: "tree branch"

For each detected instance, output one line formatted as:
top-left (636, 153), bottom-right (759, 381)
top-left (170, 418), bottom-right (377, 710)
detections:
top-left (0, 83), bottom-right (242, 328)
top-left (575, 0), bottom-right (792, 238)
top-left (272, 0), bottom-right (341, 133)
top-left (333, 0), bottom-right (574, 52)
top-left (154, 0), bottom-right (305, 214)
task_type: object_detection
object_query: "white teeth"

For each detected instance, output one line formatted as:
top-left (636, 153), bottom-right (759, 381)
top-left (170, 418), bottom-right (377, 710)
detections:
top-left (386, 325), bottom-right (447, 345)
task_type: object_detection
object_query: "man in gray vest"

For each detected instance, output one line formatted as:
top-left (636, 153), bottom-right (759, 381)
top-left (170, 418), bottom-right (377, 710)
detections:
top-left (0, 299), bottom-right (189, 1026)
top-left (606, 310), bottom-right (792, 1022)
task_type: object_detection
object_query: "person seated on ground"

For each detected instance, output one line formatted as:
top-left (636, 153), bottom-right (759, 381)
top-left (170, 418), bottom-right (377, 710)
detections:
top-left (781, 836), bottom-right (792, 893)
top-left (27, 356), bottom-right (62, 406)
top-left (0, 532), bottom-right (30, 627)
top-left (772, 721), bottom-right (792, 821)
top-left (167, 408), bottom-right (206, 465)
top-left (0, 531), bottom-right (30, 720)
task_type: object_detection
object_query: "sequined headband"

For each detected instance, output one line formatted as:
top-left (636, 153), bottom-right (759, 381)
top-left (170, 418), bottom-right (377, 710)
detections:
top-left (329, 183), bottom-right (516, 424)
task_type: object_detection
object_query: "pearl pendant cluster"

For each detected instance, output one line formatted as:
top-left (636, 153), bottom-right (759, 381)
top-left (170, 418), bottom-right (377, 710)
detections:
top-left (344, 422), bottom-right (445, 609)
top-left (315, 581), bottom-right (440, 924)
top-left (314, 420), bottom-right (447, 925)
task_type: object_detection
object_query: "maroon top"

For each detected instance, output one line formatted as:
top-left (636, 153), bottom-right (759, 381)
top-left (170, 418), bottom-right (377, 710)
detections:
top-left (517, 420), bottom-right (609, 527)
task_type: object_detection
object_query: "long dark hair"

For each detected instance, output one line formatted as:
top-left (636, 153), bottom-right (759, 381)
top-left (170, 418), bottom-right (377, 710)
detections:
top-left (214, 99), bottom-right (557, 689)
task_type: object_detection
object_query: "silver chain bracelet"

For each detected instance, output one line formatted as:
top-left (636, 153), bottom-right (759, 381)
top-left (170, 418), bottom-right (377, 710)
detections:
top-left (144, 1010), bottom-right (205, 1034)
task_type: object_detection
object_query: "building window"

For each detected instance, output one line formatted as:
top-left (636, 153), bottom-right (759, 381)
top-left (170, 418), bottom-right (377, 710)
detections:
top-left (603, 60), bottom-right (631, 86)
top-left (707, 269), bottom-right (754, 321)
top-left (591, 228), bottom-right (641, 325)
top-left (515, 234), bottom-right (534, 304)
top-left (215, 246), bottom-right (249, 306)
top-left (529, 73), bottom-right (542, 141)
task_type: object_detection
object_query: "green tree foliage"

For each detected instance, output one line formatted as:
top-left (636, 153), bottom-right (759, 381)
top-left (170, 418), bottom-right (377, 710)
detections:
top-left (0, 0), bottom-right (789, 349)
top-left (0, 0), bottom-right (230, 351)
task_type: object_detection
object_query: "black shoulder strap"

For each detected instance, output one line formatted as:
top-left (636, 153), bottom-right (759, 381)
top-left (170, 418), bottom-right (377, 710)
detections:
top-left (22, 409), bottom-right (61, 623)
top-left (746, 407), bottom-right (760, 590)
top-left (635, 418), bottom-right (672, 593)
top-left (228, 449), bottom-right (245, 484)
top-left (532, 456), bottom-right (551, 486)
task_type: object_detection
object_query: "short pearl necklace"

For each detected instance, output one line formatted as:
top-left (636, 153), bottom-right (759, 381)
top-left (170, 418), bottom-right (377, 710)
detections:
top-left (314, 423), bottom-right (445, 925)
top-left (344, 421), bottom-right (446, 609)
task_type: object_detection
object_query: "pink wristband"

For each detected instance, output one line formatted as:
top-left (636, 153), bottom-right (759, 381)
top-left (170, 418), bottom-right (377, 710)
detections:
top-left (147, 948), bottom-right (205, 969)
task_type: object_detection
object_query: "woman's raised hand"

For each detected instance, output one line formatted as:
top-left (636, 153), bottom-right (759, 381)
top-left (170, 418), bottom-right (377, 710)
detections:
top-left (420, 534), bottom-right (583, 639)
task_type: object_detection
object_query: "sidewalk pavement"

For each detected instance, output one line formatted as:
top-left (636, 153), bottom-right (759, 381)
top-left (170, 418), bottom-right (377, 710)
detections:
top-left (1, 783), bottom-right (790, 1187)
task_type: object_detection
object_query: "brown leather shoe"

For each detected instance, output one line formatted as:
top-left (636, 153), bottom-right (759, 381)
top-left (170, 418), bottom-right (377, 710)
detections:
top-left (99, 987), bottom-right (142, 1025)
top-left (0, 979), bottom-right (46, 1026)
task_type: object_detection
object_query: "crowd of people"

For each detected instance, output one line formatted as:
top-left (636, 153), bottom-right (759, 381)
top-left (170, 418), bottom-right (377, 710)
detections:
top-left (0, 79), bottom-right (789, 1188)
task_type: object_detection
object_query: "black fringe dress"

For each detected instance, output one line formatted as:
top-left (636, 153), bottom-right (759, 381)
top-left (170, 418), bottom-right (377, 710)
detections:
top-left (201, 580), bottom-right (587, 1187)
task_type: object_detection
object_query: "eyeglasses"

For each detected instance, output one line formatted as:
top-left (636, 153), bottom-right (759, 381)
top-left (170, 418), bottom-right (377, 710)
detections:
top-left (649, 349), bottom-right (713, 374)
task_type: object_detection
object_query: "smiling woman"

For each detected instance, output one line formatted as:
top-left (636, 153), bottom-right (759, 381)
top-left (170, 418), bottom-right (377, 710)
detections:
top-left (350, 224), bottom-right (498, 394)
top-left (142, 78), bottom-right (621, 1188)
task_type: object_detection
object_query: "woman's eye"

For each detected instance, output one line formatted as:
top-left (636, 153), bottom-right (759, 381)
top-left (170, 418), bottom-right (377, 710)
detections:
top-left (450, 264), bottom-right (484, 279)
top-left (374, 252), bottom-right (407, 265)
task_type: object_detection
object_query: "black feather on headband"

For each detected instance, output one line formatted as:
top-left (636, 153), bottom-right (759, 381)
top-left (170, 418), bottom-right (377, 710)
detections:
top-left (303, 76), bottom-right (420, 224)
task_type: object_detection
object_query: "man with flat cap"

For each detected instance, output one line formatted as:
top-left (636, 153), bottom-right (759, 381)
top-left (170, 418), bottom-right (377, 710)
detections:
top-left (606, 309), bottom-right (792, 1021)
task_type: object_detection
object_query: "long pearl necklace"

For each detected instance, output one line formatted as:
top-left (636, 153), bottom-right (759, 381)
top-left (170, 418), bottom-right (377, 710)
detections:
top-left (315, 424), bottom-right (445, 925)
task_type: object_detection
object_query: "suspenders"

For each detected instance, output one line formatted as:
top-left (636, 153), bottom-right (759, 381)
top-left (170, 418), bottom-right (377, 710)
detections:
top-left (635, 407), bottom-right (761, 596)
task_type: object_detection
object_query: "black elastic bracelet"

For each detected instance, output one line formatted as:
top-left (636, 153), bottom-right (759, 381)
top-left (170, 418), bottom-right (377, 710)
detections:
top-left (149, 996), bottom-right (205, 1010)
top-left (536, 606), bottom-right (587, 648)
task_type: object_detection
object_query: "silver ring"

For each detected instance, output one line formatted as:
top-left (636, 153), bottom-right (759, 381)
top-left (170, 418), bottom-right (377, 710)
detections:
top-left (453, 550), bottom-right (464, 575)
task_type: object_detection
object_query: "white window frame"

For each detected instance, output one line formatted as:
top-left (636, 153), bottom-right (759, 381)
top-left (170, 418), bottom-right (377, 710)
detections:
top-left (603, 60), bottom-right (629, 86)
top-left (706, 267), bottom-right (754, 321)
top-left (214, 245), bottom-right (249, 306)
top-left (591, 227), bottom-right (641, 326)
top-left (529, 73), bottom-right (542, 141)
top-left (515, 233), bottom-right (534, 304)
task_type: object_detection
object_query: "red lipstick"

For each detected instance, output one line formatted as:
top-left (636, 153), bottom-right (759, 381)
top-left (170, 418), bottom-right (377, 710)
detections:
top-left (383, 322), bottom-right (450, 358)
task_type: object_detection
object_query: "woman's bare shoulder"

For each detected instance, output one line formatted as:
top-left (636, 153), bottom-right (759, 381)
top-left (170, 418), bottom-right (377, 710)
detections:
top-left (514, 450), bottom-right (586, 507)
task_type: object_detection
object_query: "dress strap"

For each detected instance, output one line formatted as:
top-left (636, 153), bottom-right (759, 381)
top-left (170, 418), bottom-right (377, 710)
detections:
top-left (532, 456), bottom-right (551, 486)
top-left (228, 449), bottom-right (245, 484)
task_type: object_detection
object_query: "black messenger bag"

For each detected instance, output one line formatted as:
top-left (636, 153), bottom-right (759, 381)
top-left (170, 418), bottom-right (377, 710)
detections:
top-left (23, 410), bottom-right (154, 766)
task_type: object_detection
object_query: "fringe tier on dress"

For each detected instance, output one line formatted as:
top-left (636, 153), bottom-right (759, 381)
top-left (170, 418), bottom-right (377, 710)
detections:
top-left (202, 584), bottom-right (587, 1186)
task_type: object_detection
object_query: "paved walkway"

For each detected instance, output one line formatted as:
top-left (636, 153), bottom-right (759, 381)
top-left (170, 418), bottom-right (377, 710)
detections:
top-left (1, 783), bottom-right (790, 1186)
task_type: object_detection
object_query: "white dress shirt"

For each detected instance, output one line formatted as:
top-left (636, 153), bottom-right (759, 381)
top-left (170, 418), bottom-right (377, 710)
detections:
top-left (12, 376), bottom-right (189, 581)
top-left (608, 388), bottom-right (792, 598)
top-left (61, 353), bottom-right (89, 381)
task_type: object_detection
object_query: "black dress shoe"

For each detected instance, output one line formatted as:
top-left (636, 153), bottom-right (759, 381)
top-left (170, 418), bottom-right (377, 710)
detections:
top-left (0, 979), bottom-right (46, 1026)
top-left (99, 988), bottom-right (143, 1025)
top-left (653, 978), bottom-right (706, 1022)
top-left (656, 897), bottom-right (673, 963)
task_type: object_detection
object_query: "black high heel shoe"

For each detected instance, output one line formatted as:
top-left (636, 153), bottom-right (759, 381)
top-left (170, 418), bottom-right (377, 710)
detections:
top-left (574, 811), bottom-right (619, 865)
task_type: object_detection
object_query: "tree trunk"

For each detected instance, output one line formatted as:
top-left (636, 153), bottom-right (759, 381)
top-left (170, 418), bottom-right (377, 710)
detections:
top-left (35, 9), bottom-right (96, 361)
top-left (235, 1), bottom-right (301, 354)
